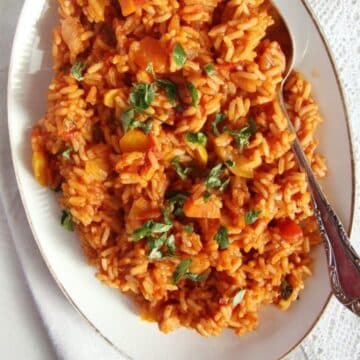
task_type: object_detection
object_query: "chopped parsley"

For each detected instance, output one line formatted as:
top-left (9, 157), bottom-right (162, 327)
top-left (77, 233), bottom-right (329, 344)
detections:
top-left (232, 289), bottom-right (246, 306)
top-left (166, 191), bottom-right (189, 217)
top-left (148, 233), bottom-right (176, 259)
top-left (129, 83), bottom-right (156, 110)
top-left (131, 220), bottom-right (173, 241)
top-left (71, 61), bottom-right (86, 81)
top-left (173, 43), bottom-right (187, 67)
top-left (186, 132), bottom-right (207, 147)
top-left (187, 82), bottom-right (199, 107)
top-left (214, 225), bottom-right (229, 250)
top-left (173, 258), bottom-right (209, 284)
top-left (61, 210), bottom-right (74, 231)
top-left (205, 163), bottom-right (230, 191)
top-left (225, 117), bottom-right (257, 151)
top-left (61, 147), bottom-right (72, 160)
top-left (244, 210), bottom-right (261, 225)
top-left (204, 63), bottom-right (215, 76)
top-left (171, 156), bottom-right (191, 180)
top-left (184, 224), bottom-right (194, 233)
top-left (212, 113), bottom-right (226, 136)
top-left (225, 160), bottom-right (235, 168)
top-left (203, 191), bottom-right (211, 202)
top-left (156, 79), bottom-right (178, 104)
top-left (120, 108), bottom-right (152, 134)
top-left (280, 279), bottom-right (293, 300)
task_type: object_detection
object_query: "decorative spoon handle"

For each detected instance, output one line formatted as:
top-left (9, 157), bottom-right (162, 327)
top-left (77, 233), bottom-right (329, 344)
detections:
top-left (291, 137), bottom-right (360, 315)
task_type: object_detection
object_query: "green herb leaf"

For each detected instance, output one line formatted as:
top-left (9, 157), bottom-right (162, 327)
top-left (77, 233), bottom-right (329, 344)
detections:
top-left (244, 210), bottom-right (261, 225)
top-left (233, 289), bottom-right (246, 306)
top-left (204, 63), bottom-right (215, 76)
top-left (173, 258), bottom-right (192, 284)
top-left (187, 82), bottom-right (199, 107)
top-left (186, 132), bottom-right (207, 146)
top-left (166, 234), bottom-right (176, 255)
top-left (132, 220), bottom-right (173, 241)
top-left (61, 147), bottom-right (72, 160)
top-left (120, 108), bottom-right (152, 134)
top-left (71, 61), bottom-right (86, 81)
top-left (184, 224), bottom-right (194, 233)
top-left (212, 113), bottom-right (226, 136)
top-left (166, 191), bottom-right (189, 217)
top-left (225, 160), bottom-right (235, 167)
top-left (162, 207), bottom-right (173, 225)
top-left (214, 225), bottom-right (229, 250)
top-left (173, 43), bottom-right (187, 67)
top-left (129, 83), bottom-right (156, 110)
top-left (203, 191), bottom-right (211, 202)
top-left (61, 210), bottom-right (74, 231)
top-left (225, 118), bottom-right (257, 151)
top-left (185, 271), bottom-right (209, 282)
top-left (148, 248), bottom-right (163, 260)
top-left (205, 164), bottom-right (229, 191)
top-left (171, 157), bottom-right (191, 180)
top-left (156, 79), bottom-right (178, 105)
top-left (280, 279), bottom-right (293, 300)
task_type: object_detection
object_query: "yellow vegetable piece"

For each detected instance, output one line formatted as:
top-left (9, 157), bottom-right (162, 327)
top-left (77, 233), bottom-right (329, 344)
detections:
top-left (193, 144), bottom-right (208, 166)
top-left (32, 150), bottom-right (49, 187)
top-left (85, 158), bottom-right (109, 182)
top-left (87, 0), bottom-right (106, 22)
top-left (119, 129), bottom-right (150, 153)
top-left (228, 155), bottom-right (255, 179)
top-left (118, 0), bottom-right (137, 16)
top-left (103, 89), bottom-right (120, 108)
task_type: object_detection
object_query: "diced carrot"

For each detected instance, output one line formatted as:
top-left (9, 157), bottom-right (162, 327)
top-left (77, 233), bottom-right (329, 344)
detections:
top-left (119, 129), bottom-right (150, 153)
top-left (279, 219), bottom-right (303, 242)
top-left (183, 196), bottom-right (221, 219)
top-left (85, 158), bottom-right (109, 181)
top-left (133, 37), bottom-right (168, 73)
top-left (128, 197), bottom-right (161, 221)
top-left (32, 150), bottom-right (50, 187)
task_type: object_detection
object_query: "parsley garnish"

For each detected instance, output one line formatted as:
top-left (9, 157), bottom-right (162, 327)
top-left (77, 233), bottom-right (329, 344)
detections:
top-left (61, 210), bottom-right (74, 231)
top-left (225, 160), bottom-right (235, 168)
top-left (187, 82), bottom-right (199, 107)
top-left (173, 259), bottom-right (209, 284)
top-left (225, 118), bottom-right (257, 151)
top-left (186, 132), bottom-right (207, 146)
top-left (204, 63), bottom-right (215, 76)
top-left (233, 289), bottom-right (246, 306)
top-left (244, 210), bottom-right (261, 225)
top-left (129, 83), bottom-right (156, 110)
top-left (132, 220), bottom-right (173, 241)
top-left (212, 113), bottom-right (226, 136)
top-left (171, 157), bottom-right (191, 180)
top-left (184, 224), bottom-right (194, 233)
top-left (205, 164), bottom-right (230, 191)
top-left (120, 108), bottom-right (152, 134)
top-left (280, 279), bottom-right (293, 300)
top-left (156, 79), bottom-right (178, 104)
top-left (166, 191), bottom-right (189, 217)
top-left (214, 225), bottom-right (229, 250)
top-left (61, 147), bottom-right (72, 160)
top-left (71, 61), bottom-right (86, 81)
top-left (148, 233), bottom-right (176, 259)
top-left (173, 43), bottom-right (187, 67)
top-left (203, 191), bottom-right (211, 202)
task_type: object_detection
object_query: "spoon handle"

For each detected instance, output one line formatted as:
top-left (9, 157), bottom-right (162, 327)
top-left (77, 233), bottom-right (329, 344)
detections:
top-left (291, 138), bottom-right (360, 315)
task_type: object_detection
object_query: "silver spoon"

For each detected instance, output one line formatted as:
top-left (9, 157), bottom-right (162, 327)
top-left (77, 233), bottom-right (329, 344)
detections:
top-left (268, 2), bottom-right (360, 315)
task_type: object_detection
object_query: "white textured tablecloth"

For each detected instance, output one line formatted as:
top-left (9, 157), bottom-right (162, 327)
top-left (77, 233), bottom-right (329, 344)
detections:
top-left (1, 1), bottom-right (360, 359)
